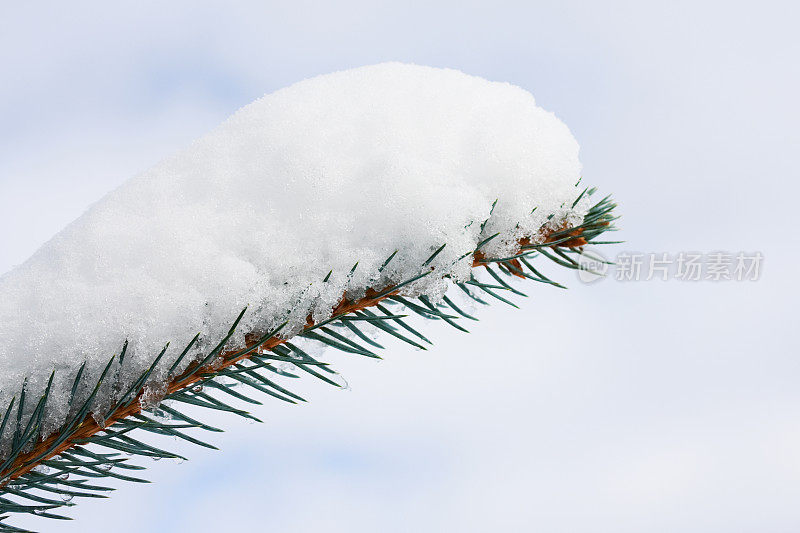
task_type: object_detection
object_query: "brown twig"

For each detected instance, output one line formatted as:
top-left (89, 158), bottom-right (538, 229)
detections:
top-left (1, 225), bottom-right (587, 484)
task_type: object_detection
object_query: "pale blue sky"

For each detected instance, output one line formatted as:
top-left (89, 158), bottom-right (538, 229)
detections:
top-left (1, 1), bottom-right (798, 531)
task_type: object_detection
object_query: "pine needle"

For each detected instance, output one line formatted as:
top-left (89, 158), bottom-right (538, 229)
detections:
top-left (0, 193), bottom-right (617, 531)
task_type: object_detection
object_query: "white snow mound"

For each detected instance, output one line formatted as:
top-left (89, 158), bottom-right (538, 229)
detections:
top-left (0, 62), bottom-right (586, 441)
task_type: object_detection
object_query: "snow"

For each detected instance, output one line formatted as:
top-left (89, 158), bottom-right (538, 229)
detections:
top-left (0, 62), bottom-right (587, 445)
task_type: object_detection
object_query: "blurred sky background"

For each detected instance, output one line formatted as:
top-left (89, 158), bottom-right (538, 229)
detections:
top-left (1, 1), bottom-right (799, 531)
